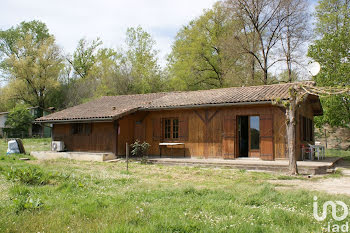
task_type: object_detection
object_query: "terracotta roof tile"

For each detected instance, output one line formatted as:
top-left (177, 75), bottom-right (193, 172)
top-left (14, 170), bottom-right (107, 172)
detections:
top-left (35, 82), bottom-right (314, 122)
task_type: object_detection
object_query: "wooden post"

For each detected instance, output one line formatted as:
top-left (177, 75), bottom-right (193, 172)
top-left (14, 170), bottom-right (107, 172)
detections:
top-left (126, 142), bottom-right (129, 172)
top-left (324, 128), bottom-right (328, 149)
top-left (113, 121), bottom-right (119, 158)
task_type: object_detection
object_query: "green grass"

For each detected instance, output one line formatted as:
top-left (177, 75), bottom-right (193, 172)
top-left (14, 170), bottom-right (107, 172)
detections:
top-left (0, 138), bottom-right (50, 156)
top-left (0, 139), bottom-right (349, 232)
top-left (326, 148), bottom-right (350, 161)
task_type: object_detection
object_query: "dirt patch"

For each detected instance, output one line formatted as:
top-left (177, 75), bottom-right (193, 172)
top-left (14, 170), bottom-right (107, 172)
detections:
top-left (270, 176), bottom-right (350, 196)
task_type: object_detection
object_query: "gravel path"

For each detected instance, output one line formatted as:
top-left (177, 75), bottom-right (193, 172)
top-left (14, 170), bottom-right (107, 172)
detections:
top-left (270, 160), bottom-right (350, 196)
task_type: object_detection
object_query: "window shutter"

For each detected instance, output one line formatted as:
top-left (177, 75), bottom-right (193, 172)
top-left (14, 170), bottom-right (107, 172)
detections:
top-left (179, 117), bottom-right (188, 141)
top-left (260, 114), bottom-right (274, 160)
top-left (152, 118), bottom-right (162, 141)
top-left (222, 118), bottom-right (236, 159)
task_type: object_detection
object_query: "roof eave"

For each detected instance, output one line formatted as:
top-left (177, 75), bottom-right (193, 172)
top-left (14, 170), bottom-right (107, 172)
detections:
top-left (33, 117), bottom-right (114, 124)
top-left (140, 100), bottom-right (276, 111)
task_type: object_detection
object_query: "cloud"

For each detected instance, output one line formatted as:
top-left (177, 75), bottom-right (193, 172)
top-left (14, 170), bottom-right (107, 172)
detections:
top-left (0, 0), bottom-right (217, 66)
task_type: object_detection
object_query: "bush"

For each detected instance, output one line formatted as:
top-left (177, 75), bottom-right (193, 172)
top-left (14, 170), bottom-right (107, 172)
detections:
top-left (4, 166), bottom-right (50, 185)
top-left (131, 140), bottom-right (150, 158)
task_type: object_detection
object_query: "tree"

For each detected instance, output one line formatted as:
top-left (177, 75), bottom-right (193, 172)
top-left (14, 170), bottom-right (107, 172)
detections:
top-left (168, 2), bottom-right (259, 91)
top-left (225, 0), bottom-right (307, 84)
top-left (125, 26), bottom-right (164, 93)
top-left (4, 104), bottom-right (33, 137)
top-left (67, 38), bottom-right (102, 79)
top-left (94, 48), bottom-right (134, 96)
top-left (0, 21), bottom-right (63, 113)
top-left (279, 0), bottom-right (310, 82)
top-left (308, 0), bottom-right (350, 127)
top-left (275, 83), bottom-right (350, 175)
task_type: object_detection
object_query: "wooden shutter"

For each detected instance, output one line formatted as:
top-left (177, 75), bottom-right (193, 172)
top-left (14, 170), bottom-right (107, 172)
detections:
top-left (260, 114), bottom-right (274, 160)
top-left (179, 117), bottom-right (188, 141)
top-left (152, 118), bottom-right (162, 141)
top-left (222, 118), bottom-right (236, 159)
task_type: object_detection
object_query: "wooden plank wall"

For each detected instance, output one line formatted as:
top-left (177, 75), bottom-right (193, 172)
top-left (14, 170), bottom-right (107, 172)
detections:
top-left (52, 104), bottom-right (295, 160)
top-left (52, 122), bottom-right (115, 153)
top-left (296, 98), bottom-right (316, 160)
top-left (116, 104), bottom-right (288, 159)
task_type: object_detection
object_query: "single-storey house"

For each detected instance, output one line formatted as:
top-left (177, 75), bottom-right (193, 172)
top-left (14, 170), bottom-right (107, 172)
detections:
top-left (35, 82), bottom-right (323, 160)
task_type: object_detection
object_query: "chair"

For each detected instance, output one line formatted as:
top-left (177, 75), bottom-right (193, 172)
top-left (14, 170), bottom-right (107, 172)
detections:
top-left (301, 144), bottom-right (313, 160)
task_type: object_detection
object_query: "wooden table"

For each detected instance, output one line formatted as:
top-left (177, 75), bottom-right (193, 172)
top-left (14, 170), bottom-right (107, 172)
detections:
top-left (159, 142), bottom-right (186, 157)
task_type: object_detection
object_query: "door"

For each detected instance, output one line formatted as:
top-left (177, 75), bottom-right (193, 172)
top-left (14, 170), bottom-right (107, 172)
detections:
top-left (222, 118), bottom-right (236, 159)
top-left (260, 114), bottom-right (274, 160)
top-left (238, 116), bottom-right (249, 157)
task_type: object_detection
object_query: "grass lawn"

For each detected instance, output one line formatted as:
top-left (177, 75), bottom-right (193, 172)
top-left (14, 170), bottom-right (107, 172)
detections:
top-left (326, 148), bottom-right (350, 161)
top-left (0, 138), bottom-right (51, 156)
top-left (0, 139), bottom-right (349, 232)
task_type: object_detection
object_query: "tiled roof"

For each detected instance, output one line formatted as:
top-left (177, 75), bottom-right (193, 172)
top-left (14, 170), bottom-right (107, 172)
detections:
top-left (35, 82), bottom-right (315, 122)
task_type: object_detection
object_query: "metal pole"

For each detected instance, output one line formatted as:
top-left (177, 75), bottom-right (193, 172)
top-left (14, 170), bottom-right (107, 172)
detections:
top-left (126, 142), bottom-right (129, 172)
top-left (324, 128), bottom-right (328, 149)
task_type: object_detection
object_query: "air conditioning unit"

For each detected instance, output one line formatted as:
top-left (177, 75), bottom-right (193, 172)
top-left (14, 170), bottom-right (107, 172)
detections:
top-left (52, 141), bottom-right (64, 152)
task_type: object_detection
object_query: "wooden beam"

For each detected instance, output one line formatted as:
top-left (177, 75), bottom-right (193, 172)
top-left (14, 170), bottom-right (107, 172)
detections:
top-left (194, 110), bottom-right (206, 123)
top-left (193, 109), bottom-right (219, 125)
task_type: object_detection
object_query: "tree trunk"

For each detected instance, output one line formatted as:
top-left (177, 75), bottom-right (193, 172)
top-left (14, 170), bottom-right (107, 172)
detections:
top-left (286, 90), bottom-right (298, 175)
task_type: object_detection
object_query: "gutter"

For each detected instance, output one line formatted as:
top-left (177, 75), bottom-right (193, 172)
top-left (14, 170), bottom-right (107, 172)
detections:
top-left (139, 100), bottom-right (277, 111)
top-left (33, 117), bottom-right (114, 124)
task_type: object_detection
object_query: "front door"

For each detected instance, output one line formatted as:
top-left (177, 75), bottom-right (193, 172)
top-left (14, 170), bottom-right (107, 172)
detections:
top-left (238, 116), bottom-right (249, 157)
top-left (237, 115), bottom-right (261, 158)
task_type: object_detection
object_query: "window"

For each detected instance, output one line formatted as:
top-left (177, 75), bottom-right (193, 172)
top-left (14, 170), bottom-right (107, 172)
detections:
top-left (72, 123), bottom-right (92, 135)
top-left (163, 118), bottom-right (179, 140)
top-left (250, 116), bottom-right (260, 150)
top-left (300, 115), bottom-right (313, 142)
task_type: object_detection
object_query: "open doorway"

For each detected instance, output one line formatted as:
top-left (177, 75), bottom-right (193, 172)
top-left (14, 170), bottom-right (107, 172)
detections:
top-left (238, 116), bottom-right (249, 157)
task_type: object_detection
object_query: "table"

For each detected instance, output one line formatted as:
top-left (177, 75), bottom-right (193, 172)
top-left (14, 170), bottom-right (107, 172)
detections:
top-left (159, 142), bottom-right (186, 157)
top-left (309, 144), bottom-right (325, 160)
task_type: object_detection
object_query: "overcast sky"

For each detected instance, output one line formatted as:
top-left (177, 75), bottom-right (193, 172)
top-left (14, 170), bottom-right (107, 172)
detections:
top-left (0, 0), bottom-right (217, 66)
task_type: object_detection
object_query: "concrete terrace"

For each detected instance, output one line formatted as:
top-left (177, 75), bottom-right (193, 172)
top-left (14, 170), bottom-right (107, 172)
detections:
top-left (147, 157), bottom-right (341, 175)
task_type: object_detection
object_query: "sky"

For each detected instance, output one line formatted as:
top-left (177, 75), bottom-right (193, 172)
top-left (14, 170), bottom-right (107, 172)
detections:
top-left (0, 0), bottom-right (217, 67)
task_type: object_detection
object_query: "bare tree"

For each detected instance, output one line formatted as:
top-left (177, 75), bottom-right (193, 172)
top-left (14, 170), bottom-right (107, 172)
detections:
top-left (279, 0), bottom-right (310, 82)
top-left (225, 0), bottom-right (300, 84)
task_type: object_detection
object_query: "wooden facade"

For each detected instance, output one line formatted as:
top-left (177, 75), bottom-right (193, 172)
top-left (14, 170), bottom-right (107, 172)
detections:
top-left (52, 97), bottom-right (318, 160)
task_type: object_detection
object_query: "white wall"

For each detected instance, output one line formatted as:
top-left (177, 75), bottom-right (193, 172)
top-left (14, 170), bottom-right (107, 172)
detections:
top-left (0, 114), bottom-right (7, 128)
top-left (0, 114), bottom-right (7, 137)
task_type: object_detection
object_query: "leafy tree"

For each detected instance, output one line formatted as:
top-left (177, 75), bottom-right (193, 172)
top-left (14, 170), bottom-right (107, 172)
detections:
top-left (0, 21), bottom-right (63, 113)
top-left (168, 2), bottom-right (257, 91)
top-left (308, 0), bottom-right (350, 127)
top-left (67, 38), bottom-right (102, 79)
top-left (125, 26), bottom-right (164, 93)
top-left (94, 48), bottom-right (133, 96)
top-left (4, 104), bottom-right (33, 136)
